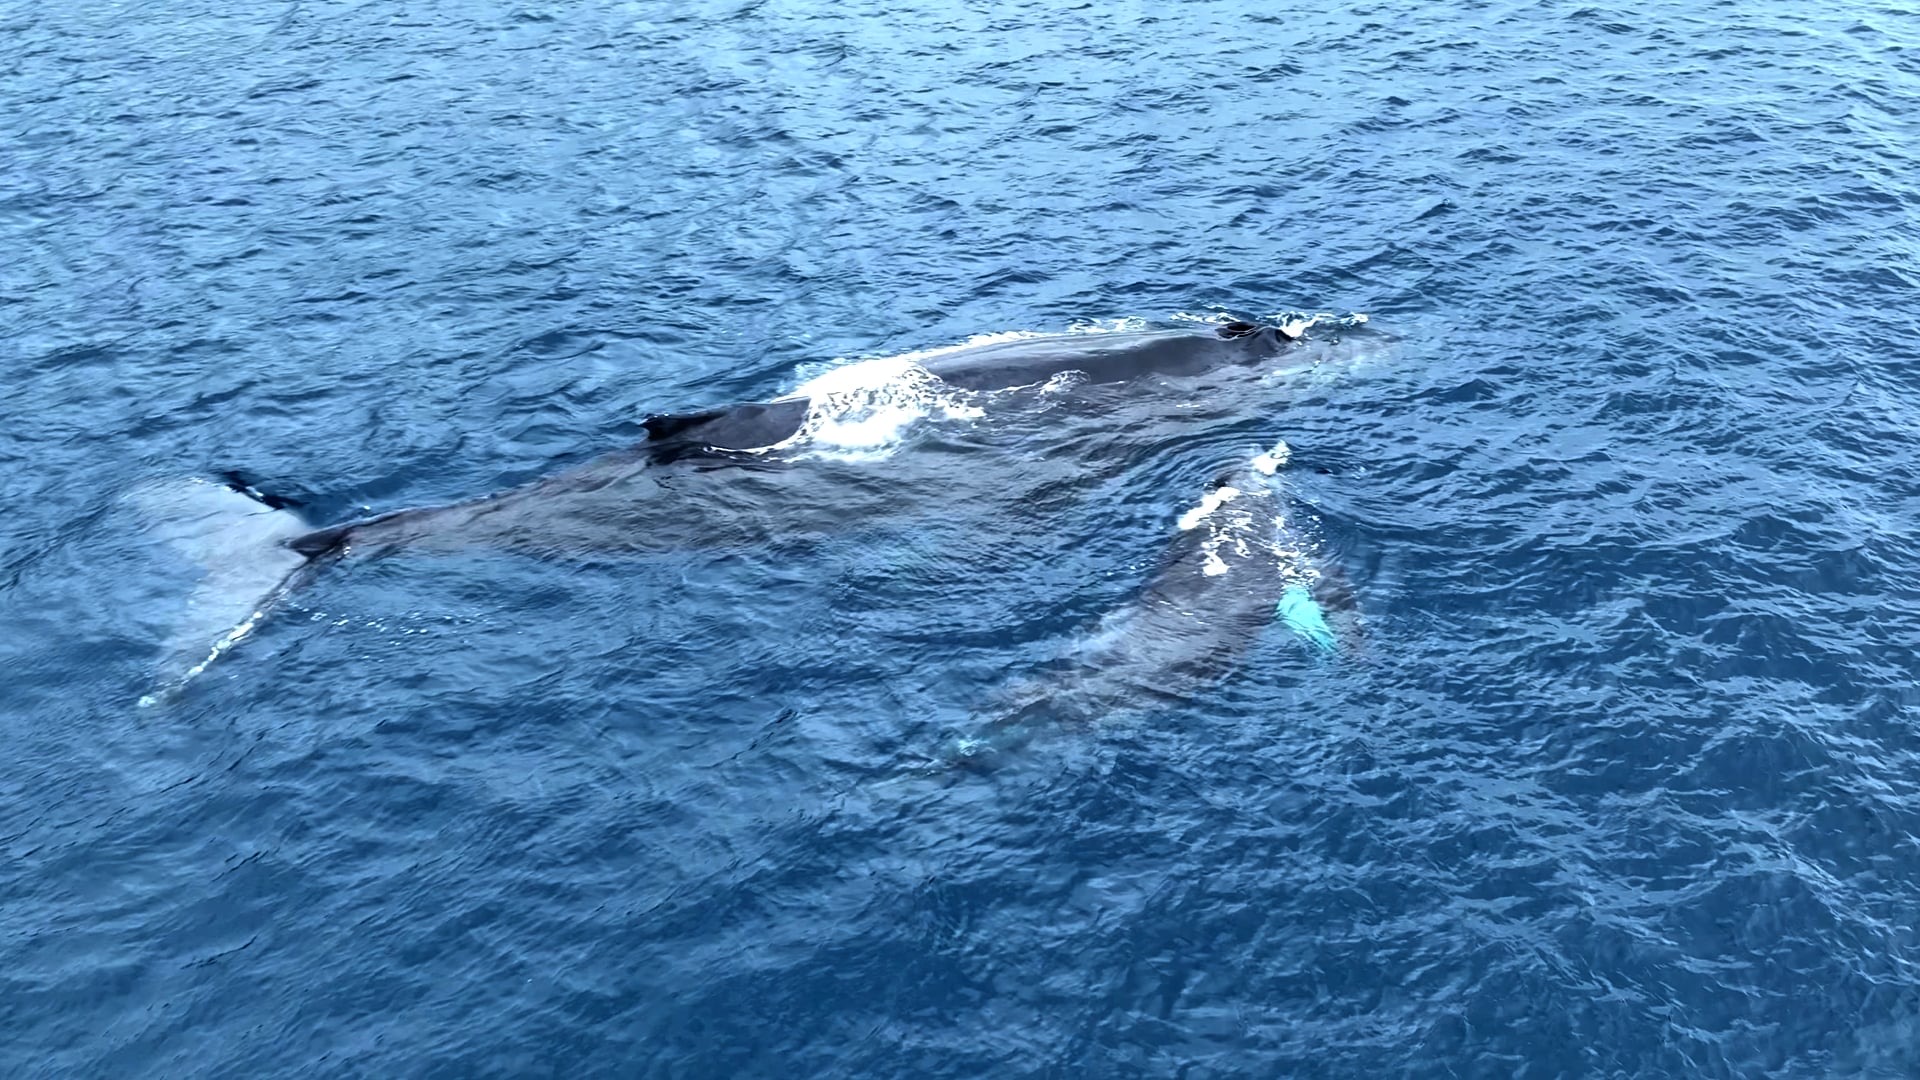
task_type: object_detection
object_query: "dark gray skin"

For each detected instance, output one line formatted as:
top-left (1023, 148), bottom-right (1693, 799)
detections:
top-left (281, 322), bottom-right (1300, 559)
top-left (935, 444), bottom-right (1338, 770)
top-left (635, 322), bottom-right (1294, 460)
top-left (153, 321), bottom-right (1351, 709)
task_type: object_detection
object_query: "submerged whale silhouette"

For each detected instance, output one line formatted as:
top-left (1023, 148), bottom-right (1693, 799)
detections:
top-left (934, 438), bottom-right (1356, 770)
top-left (146, 319), bottom-right (1329, 704)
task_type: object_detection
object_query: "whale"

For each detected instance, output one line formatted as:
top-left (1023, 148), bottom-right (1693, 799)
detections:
top-left (144, 320), bottom-right (1313, 703)
top-left (934, 439), bottom-right (1356, 770)
top-left (273, 321), bottom-right (1301, 560)
top-left (634, 320), bottom-right (1297, 463)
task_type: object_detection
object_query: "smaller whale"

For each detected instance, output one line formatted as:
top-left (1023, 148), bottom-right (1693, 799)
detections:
top-left (938, 439), bottom-right (1357, 769)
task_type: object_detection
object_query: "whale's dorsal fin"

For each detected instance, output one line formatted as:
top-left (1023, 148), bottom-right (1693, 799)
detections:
top-left (641, 407), bottom-right (730, 442)
top-left (642, 398), bottom-right (811, 455)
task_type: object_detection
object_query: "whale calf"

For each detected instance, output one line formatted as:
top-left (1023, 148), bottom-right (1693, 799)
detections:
top-left (937, 439), bottom-right (1355, 769)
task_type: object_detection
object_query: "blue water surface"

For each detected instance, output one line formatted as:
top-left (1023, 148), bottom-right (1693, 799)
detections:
top-left (6, 0), bottom-right (1920, 1076)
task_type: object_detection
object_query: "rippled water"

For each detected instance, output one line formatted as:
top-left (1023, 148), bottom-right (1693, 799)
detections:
top-left (6, 1), bottom-right (1920, 1075)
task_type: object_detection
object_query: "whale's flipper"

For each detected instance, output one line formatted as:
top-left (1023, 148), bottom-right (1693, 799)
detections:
top-left (132, 478), bottom-right (330, 706)
top-left (1275, 582), bottom-right (1338, 655)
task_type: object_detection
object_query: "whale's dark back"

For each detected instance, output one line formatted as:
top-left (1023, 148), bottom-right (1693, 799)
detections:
top-left (921, 324), bottom-right (1286, 391)
top-left (637, 325), bottom-right (1290, 461)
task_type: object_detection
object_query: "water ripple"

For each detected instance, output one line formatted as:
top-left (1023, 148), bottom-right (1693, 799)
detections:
top-left (6, 0), bottom-right (1920, 1075)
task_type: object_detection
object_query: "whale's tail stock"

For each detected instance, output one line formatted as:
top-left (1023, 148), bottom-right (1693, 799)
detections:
top-left (130, 476), bottom-right (339, 707)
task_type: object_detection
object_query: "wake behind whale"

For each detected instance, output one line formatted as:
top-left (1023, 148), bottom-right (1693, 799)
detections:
top-left (139, 315), bottom-right (1373, 706)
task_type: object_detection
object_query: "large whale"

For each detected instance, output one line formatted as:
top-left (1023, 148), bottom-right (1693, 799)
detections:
top-left (272, 321), bottom-right (1301, 559)
top-left (144, 320), bottom-right (1311, 703)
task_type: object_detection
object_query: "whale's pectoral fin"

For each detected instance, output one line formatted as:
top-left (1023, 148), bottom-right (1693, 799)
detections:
top-left (1276, 583), bottom-right (1339, 655)
top-left (1283, 557), bottom-right (1372, 660)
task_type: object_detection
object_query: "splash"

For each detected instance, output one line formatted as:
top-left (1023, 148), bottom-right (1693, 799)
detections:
top-left (1265, 310), bottom-right (1370, 336)
top-left (1168, 309), bottom-right (1370, 338)
top-left (768, 355), bottom-right (984, 460)
top-left (771, 321), bottom-right (1179, 457)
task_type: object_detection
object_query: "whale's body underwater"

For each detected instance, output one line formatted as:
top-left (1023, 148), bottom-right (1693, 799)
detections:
top-left (145, 318), bottom-right (1365, 714)
top-left (939, 436), bottom-right (1350, 769)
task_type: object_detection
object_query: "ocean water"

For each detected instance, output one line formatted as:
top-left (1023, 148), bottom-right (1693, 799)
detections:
top-left (5, 0), bottom-right (1920, 1075)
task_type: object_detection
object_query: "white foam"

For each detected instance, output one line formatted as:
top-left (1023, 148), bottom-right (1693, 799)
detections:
top-left (1171, 444), bottom-right (1326, 587)
top-left (1037, 370), bottom-right (1085, 395)
top-left (771, 323), bottom-right (1194, 458)
top-left (782, 355), bottom-right (920, 400)
top-left (1178, 485), bottom-right (1241, 531)
top-left (1168, 309), bottom-right (1367, 337)
top-left (1263, 310), bottom-right (1370, 331)
top-left (1251, 440), bottom-right (1291, 476)
top-left (764, 355), bottom-right (983, 460)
